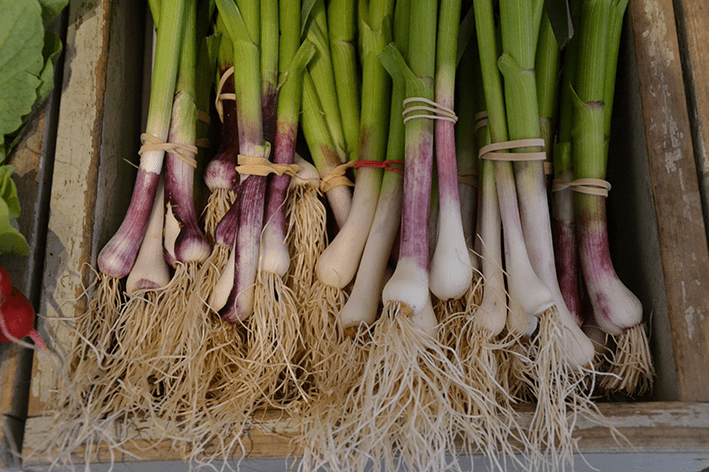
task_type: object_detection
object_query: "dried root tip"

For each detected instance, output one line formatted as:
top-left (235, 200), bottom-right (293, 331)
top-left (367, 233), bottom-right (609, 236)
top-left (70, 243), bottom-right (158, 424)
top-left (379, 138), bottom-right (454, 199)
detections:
top-left (304, 305), bottom-right (482, 472)
top-left (601, 323), bottom-right (654, 396)
top-left (204, 188), bottom-right (237, 239)
top-left (68, 274), bottom-right (123, 382)
top-left (285, 182), bottom-right (327, 304)
top-left (301, 281), bottom-right (347, 392)
top-left (497, 332), bottom-right (535, 403)
top-left (525, 308), bottom-right (615, 472)
top-left (247, 271), bottom-right (306, 406)
top-left (451, 323), bottom-right (529, 471)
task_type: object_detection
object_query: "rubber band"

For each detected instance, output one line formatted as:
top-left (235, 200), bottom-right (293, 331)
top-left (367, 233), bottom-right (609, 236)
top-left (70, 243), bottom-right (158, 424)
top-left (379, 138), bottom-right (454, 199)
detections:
top-left (474, 111), bottom-right (488, 133)
top-left (458, 172), bottom-right (478, 188)
top-left (355, 159), bottom-right (404, 174)
top-left (139, 133), bottom-right (198, 168)
top-left (402, 97), bottom-right (458, 124)
top-left (478, 138), bottom-right (546, 162)
top-left (215, 67), bottom-right (236, 123)
top-left (236, 155), bottom-right (301, 178)
top-left (320, 161), bottom-right (356, 193)
top-left (544, 161), bottom-right (553, 175)
top-left (195, 138), bottom-right (210, 149)
top-left (551, 178), bottom-right (612, 197)
top-left (198, 110), bottom-right (211, 126)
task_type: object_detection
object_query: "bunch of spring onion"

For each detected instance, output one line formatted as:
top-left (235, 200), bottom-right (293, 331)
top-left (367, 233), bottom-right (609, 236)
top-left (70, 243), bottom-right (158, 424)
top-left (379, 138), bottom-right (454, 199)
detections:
top-left (553, 0), bottom-right (653, 396)
top-left (470, 0), bottom-right (621, 469)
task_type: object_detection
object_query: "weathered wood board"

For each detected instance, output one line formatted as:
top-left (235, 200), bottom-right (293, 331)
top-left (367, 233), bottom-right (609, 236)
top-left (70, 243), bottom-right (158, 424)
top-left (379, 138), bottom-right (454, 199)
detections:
top-left (673, 0), bottom-right (709, 241)
top-left (627, 0), bottom-right (709, 401)
top-left (21, 402), bottom-right (709, 466)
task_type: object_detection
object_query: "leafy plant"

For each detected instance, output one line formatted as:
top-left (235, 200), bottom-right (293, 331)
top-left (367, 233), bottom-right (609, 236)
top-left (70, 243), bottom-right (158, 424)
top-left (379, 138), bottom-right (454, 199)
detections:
top-left (0, 0), bottom-right (68, 254)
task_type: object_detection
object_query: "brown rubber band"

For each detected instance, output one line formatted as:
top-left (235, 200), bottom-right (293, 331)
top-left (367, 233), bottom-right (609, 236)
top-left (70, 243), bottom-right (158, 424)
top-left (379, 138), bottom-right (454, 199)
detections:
top-left (458, 173), bottom-right (478, 188)
top-left (551, 178), bottom-right (612, 197)
top-left (544, 161), bottom-right (553, 175)
top-left (474, 111), bottom-right (488, 133)
top-left (195, 138), bottom-right (210, 149)
top-left (215, 67), bottom-right (236, 123)
top-left (139, 133), bottom-right (198, 168)
top-left (236, 154), bottom-right (301, 178)
top-left (478, 138), bottom-right (546, 162)
top-left (198, 110), bottom-right (211, 126)
top-left (320, 160), bottom-right (356, 193)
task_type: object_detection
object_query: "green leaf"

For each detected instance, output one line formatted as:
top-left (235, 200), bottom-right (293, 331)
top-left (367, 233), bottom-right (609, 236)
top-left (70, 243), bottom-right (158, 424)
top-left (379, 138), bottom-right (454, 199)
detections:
top-left (0, 0), bottom-right (45, 137)
top-left (214, 0), bottom-right (251, 45)
top-left (0, 198), bottom-right (29, 256)
top-left (0, 166), bottom-right (21, 220)
top-left (36, 30), bottom-right (62, 103)
top-left (38, 0), bottom-right (68, 27)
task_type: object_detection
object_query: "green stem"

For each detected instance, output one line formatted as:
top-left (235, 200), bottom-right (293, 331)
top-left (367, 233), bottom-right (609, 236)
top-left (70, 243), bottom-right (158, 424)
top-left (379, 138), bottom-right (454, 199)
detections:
top-left (328, 0), bottom-right (360, 163)
top-left (305, 0), bottom-right (347, 162)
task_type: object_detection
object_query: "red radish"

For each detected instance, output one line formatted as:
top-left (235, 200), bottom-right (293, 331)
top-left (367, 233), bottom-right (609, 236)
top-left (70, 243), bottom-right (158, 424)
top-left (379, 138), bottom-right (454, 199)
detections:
top-left (0, 267), bottom-right (46, 349)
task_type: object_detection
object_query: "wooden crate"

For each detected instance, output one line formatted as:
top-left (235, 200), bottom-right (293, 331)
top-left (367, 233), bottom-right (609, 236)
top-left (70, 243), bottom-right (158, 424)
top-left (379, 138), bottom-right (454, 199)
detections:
top-left (17, 0), bottom-right (709, 468)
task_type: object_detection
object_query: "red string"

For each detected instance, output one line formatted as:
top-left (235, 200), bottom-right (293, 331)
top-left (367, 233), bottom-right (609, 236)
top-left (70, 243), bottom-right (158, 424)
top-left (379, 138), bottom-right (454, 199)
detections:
top-left (354, 159), bottom-right (404, 174)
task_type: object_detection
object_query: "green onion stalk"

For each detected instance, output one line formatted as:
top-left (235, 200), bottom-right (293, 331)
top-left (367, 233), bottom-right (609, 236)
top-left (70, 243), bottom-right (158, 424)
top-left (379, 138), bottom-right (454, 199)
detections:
top-left (572, 0), bottom-right (653, 396)
top-left (203, 20), bottom-right (239, 239)
top-left (535, 9), bottom-right (561, 191)
top-left (300, 70), bottom-right (352, 228)
top-left (305, 0), bottom-right (348, 163)
top-left (305, 0), bottom-right (393, 393)
top-left (328, 0), bottom-right (360, 164)
top-left (551, 0), bottom-right (584, 329)
top-left (429, 0), bottom-right (475, 324)
top-left (453, 26), bottom-right (482, 307)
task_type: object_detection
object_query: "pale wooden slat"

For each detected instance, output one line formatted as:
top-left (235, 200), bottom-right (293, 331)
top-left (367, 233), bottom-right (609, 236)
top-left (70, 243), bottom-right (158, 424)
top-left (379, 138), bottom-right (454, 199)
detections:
top-left (21, 402), bottom-right (709, 466)
top-left (628, 0), bottom-right (709, 401)
top-left (673, 0), bottom-right (709, 222)
top-left (27, 0), bottom-right (115, 417)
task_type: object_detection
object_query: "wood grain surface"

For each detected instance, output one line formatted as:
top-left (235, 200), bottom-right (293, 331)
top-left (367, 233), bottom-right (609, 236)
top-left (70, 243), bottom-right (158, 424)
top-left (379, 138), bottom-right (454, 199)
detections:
top-left (22, 402), bottom-right (709, 466)
top-left (628, 0), bottom-right (709, 401)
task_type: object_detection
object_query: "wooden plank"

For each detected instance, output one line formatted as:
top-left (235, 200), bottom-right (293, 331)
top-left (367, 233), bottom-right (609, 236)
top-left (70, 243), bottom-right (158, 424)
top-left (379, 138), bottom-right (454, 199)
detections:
top-left (27, 0), bottom-right (115, 417)
top-left (628, 0), bottom-right (709, 401)
top-left (673, 0), bottom-right (709, 232)
top-left (21, 402), bottom-right (709, 466)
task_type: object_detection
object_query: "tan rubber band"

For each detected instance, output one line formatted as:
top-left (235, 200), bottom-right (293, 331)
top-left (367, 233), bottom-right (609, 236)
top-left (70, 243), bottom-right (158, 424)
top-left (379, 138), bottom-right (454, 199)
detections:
top-left (139, 133), bottom-right (198, 168)
top-left (478, 138), bottom-right (546, 162)
top-left (474, 111), bottom-right (488, 133)
top-left (236, 155), bottom-right (301, 177)
top-left (544, 161), bottom-right (553, 175)
top-left (551, 178), bottom-right (612, 197)
top-left (320, 160), bottom-right (356, 193)
top-left (198, 110), bottom-right (211, 126)
top-left (215, 67), bottom-right (236, 123)
top-left (458, 173), bottom-right (478, 188)
top-left (402, 97), bottom-right (458, 124)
